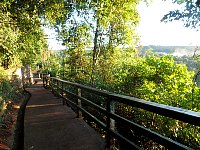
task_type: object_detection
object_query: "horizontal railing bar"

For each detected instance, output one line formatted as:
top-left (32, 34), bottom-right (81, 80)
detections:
top-left (109, 94), bottom-right (200, 127)
top-left (52, 87), bottom-right (56, 92)
top-left (78, 96), bottom-right (106, 114)
top-left (63, 97), bottom-right (79, 109)
top-left (62, 89), bottom-right (75, 95)
top-left (64, 90), bottom-right (107, 114)
top-left (51, 77), bottom-right (110, 97)
top-left (62, 88), bottom-right (107, 115)
top-left (45, 77), bottom-right (200, 149)
top-left (108, 112), bottom-right (190, 150)
top-left (107, 128), bottom-right (141, 150)
top-left (63, 94), bottom-right (107, 129)
top-left (62, 89), bottom-right (79, 101)
top-left (77, 103), bottom-right (140, 149)
top-left (57, 86), bottom-right (62, 90)
top-left (79, 106), bottom-right (107, 130)
top-left (61, 90), bottom-right (141, 149)
top-left (52, 77), bottom-right (200, 126)
top-left (57, 77), bottom-right (200, 127)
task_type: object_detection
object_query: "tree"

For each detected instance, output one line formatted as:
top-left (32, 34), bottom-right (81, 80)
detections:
top-left (113, 53), bottom-right (200, 149)
top-left (162, 0), bottom-right (200, 29)
top-left (0, 4), bottom-right (19, 68)
top-left (0, 0), bottom-right (49, 68)
top-left (42, 50), bottom-right (62, 77)
top-left (53, 0), bottom-right (141, 86)
top-left (60, 23), bottom-right (91, 83)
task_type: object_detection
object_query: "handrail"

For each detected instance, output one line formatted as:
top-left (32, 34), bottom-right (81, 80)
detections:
top-left (110, 94), bottom-right (200, 127)
top-left (43, 77), bottom-right (200, 149)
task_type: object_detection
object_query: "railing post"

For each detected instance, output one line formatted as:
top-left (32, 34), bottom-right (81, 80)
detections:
top-left (49, 77), bottom-right (52, 89)
top-left (77, 87), bottom-right (82, 118)
top-left (43, 76), bottom-right (45, 87)
top-left (51, 78), bottom-right (55, 94)
top-left (46, 76), bottom-right (48, 87)
top-left (62, 81), bottom-right (65, 105)
top-left (106, 96), bottom-right (115, 150)
top-left (56, 79), bottom-right (58, 90)
top-left (58, 80), bottom-right (61, 96)
top-left (55, 79), bottom-right (57, 94)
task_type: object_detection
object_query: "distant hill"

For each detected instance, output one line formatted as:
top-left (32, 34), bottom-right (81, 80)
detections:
top-left (141, 45), bottom-right (200, 57)
top-left (54, 45), bottom-right (200, 57)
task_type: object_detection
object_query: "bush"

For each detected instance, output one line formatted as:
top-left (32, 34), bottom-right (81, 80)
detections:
top-left (0, 67), bottom-right (19, 115)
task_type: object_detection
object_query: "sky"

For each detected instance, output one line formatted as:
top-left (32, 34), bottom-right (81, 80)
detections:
top-left (137, 0), bottom-right (200, 46)
top-left (43, 27), bottom-right (66, 50)
top-left (45, 0), bottom-right (200, 50)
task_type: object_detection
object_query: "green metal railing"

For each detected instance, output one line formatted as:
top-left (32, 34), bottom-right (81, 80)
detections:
top-left (43, 76), bottom-right (200, 150)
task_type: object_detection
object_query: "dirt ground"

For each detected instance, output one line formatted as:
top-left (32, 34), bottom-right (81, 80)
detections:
top-left (0, 102), bottom-right (19, 150)
top-left (0, 91), bottom-right (26, 150)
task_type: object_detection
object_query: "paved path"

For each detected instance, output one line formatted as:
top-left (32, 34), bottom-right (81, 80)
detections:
top-left (24, 80), bottom-right (105, 150)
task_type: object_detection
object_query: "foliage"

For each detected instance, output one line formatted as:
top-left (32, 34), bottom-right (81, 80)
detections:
top-left (114, 54), bottom-right (196, 108)
top-left (111, 53), bottom-right (200, 149)
top-left (42, 51), bottom-right (62, 77)
top-left (58, 22), bottom-right (92, 83)
top-left (0, 67), bottom-right (19, 115)
top-left (53, 0), bottom-right (141, 85)
top-left (47, 45), bottom-right (200, 148)
top-left (2, 0), bottom-right (200, 148)
top-left (162, 0), bottom-right (200, 29)
top-left (0, 8), bottom-right (19, 67)
top-left (37, 0), bottom-right (200, 147)
top-left (0, 0), bottom-right (48, 68)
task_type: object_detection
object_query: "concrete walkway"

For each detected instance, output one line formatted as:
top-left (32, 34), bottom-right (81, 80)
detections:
top-left (24, 80), bottom-right (105, 150)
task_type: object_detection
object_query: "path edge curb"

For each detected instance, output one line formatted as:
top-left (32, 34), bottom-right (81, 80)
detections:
top-left (12, 89), bottom-right (31, 150)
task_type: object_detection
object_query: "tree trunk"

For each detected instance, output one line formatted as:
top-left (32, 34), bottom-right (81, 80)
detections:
top-left (91, 18), bottom-right (99, 86)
